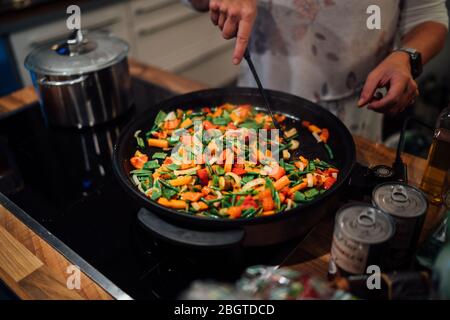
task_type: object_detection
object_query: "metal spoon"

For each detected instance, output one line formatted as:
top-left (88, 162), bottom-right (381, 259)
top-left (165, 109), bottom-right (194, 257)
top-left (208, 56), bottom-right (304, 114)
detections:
top-left (243, 49), bottom-right (281, 130)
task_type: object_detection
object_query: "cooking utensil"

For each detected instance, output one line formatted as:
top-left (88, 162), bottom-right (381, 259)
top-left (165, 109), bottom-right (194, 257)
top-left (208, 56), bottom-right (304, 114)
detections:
top-left (113, 88), bottom-right (355, 248)
top-left (25, 30), bottom-right (132, 128)
top-left (243, 49), bottom-right (280, 130)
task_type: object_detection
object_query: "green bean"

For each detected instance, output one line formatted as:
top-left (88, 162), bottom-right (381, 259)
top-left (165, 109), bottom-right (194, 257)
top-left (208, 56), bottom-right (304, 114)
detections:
top-left (324, 144), bottom-right (334, 160)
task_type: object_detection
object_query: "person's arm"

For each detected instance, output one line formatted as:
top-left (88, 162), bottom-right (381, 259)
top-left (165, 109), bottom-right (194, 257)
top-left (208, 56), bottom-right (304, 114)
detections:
top-left (186, 0), bottom-right (209, 12)
top-left (359, 0), bottom-right (448, 115)
top-left (188, 0), bottom-right (257, 64)
top-left (209, 0), bottom-right (257, 65)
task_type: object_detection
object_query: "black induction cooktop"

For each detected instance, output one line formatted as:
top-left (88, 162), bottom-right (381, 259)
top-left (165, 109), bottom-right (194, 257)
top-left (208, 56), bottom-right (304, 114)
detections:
top-left (0, 78), bottom-right (304, 299)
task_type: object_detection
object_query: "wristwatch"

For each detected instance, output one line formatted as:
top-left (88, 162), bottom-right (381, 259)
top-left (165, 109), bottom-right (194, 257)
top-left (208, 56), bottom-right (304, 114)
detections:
top-left (396, 47), bottom-right (423, 79)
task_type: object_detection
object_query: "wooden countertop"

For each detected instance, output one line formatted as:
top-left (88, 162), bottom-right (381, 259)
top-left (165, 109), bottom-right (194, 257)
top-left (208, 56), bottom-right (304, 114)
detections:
top-left (285, 139), bottom-right (444, 279)
top-left (0, 201), bottom-right (113, 300)
top-left (0, 59), bottom-right (444, 298)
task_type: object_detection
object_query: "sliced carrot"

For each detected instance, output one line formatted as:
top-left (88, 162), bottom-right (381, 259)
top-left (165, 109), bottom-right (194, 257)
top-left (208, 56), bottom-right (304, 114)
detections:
top-left (228, 206), bottom-right (242, 219)
top-left (201, 186), bottom-right (212, 196)
top-left (130, 155), bottom-right (148, 169)
top-left (237, 104), bottom-right (251, 118)
top-left (157, 198), bottom-right (172, 208)
top-left (180, 118), bottom-right (193, 129)
top-left (170, 199), bottom-right (188, 209)
top-left (181, 161), bottom-right (195, 169)
top-left (221, 103), bottom-right (235, 111)
top-left (262, 210), bottom-right (276, 216)
top-left (259, 189), bottom-right (274, 211)
top-left (223, 149), bottom-right (234, 172)
top-left (181, 192), bottom-right (202, 202)
top-left (158, 198), bottom-right (187, 209)
top-left (191, 201), bottom-right (209, 211)
top-left (212, 108), bottom-right (223, 118)
top-left (224, 163), bottom-right (232, 173)
top-left (229, 112), bottom-right (242, 124)
top-left (299, 156), bottom-right (309, 166)
top-left (274, 175), bottom-right (291, 191)
top-left (319, 128), bottom-right (329, 143)
top-left (308, 125), bottom-right (322, 133)
top-left (269, 165), bottom-right (286, 181)
top-left (148, 138), bottom-right (169, 148)
top-left (169, 176), bottom-right (192, 187)
top-left (288, 182), bottom-right (308, 195)
top-left (164, 119), bottom-right (180, 130)
top-left (255, 113), bottom-right (265, 124)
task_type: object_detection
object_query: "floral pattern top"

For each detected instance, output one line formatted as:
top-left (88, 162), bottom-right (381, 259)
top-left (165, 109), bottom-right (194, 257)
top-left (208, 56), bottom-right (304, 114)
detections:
top-left (238, 0), bottom-right (448, 103)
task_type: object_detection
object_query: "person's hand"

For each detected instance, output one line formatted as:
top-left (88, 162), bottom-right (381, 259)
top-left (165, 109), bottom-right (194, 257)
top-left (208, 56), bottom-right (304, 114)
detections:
top-left (358, 52), bottom-right (419, 116)
top-left (209, 0), bottom-right (257, 65)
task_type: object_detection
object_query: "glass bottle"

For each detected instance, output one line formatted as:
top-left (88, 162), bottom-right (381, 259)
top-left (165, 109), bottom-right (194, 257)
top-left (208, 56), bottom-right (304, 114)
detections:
top-left (420, 106), bottom-right (450, 205)
top-left (432, 209), bottom-right (450, 299)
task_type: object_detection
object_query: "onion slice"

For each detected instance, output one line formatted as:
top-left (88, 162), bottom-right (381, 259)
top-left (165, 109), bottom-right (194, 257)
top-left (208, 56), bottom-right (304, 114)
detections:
top-left (225, 172), bottom-right (242, 188)
top-left (242, 178), bottom-right (266, 191)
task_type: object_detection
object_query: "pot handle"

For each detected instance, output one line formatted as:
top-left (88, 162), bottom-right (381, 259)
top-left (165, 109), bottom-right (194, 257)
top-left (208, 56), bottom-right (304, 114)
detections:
top-left (137, 208), bottom-right (245, 249)
top-left (37, 75), bottom-right (88, 86)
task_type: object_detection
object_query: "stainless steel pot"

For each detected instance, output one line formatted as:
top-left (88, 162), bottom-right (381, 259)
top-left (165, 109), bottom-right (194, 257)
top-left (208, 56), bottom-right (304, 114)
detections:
top-left (25, 30), bottom-right (132, 128)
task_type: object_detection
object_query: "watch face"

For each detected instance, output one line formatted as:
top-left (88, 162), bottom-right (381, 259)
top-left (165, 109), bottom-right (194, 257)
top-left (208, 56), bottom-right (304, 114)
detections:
top-left (401, 48), bottom-right (422, 79)
top-left (413, 52), bottom-right (423, 78)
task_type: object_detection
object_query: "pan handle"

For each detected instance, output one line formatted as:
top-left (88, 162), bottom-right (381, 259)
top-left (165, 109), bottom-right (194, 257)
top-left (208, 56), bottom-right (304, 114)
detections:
top-left (137, 208), bottom-right (245, 249)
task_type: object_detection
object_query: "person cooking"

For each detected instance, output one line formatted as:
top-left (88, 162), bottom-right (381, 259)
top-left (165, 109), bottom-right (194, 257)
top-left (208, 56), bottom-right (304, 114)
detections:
top-left (186, 0), bottom-right (448, 141)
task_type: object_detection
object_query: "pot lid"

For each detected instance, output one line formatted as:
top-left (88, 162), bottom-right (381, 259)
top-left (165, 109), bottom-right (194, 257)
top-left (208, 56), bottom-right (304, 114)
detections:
top-left (24, 30), bottom-right (129, 76)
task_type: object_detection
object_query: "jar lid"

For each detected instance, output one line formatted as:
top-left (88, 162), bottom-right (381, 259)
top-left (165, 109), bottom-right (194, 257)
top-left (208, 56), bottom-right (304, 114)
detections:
top-left (24, 31), bottom-right (129, 76)
top-left (372, 182), bottom-right (428, 218)
top-left (336, 204), bottom-right (394, 244)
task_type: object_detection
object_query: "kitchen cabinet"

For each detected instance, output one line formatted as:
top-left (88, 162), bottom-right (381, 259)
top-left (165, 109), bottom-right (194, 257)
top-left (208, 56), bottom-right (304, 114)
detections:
top-left (130, 0), bottom-right (239, 87)
top-left (9, 0), bottom-right (239, 88)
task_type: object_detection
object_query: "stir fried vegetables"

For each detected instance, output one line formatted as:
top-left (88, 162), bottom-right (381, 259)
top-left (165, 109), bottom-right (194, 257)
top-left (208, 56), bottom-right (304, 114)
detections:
top-left (129, 104), bottom-right (339, 219)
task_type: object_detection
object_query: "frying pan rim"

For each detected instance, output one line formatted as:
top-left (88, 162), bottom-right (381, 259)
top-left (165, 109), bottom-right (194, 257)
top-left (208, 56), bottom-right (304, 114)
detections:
top-left (112, 87), bottom-right (356, 227)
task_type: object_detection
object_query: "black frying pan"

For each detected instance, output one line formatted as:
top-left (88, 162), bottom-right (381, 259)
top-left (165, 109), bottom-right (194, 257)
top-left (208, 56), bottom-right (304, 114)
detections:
top-left (113, 88), bottom-right (355, 248)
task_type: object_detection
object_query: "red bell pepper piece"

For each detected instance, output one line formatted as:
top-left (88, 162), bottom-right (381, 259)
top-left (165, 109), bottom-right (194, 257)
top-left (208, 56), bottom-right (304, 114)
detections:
top-left (242, 195), bottom-right (258, 209)
top-left (197, 168), bottom-right (209, 186)
top-left (227, 122), bottom-right (237, 130)
top-left (203, 120), bottom-right (216, 130)
top-left (324, 168), bottom-right (339, 176)
top-left (323, 177), bottom-right (337, 190)
top-left (232, 167), bottom-right (246, 176)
